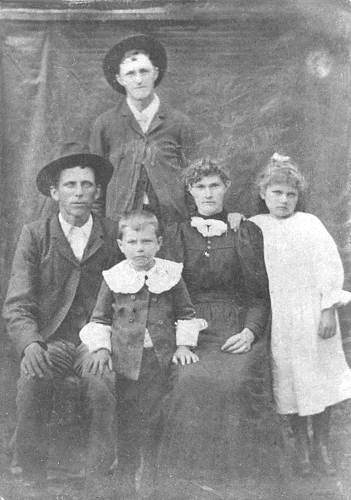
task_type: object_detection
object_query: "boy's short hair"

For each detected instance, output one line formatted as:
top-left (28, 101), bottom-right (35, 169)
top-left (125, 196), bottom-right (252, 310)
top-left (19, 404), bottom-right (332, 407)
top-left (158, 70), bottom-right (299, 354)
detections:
top-left (118, 209), bottom-right (161, 239)
top-left (183, 158), bottom-right (230, 188)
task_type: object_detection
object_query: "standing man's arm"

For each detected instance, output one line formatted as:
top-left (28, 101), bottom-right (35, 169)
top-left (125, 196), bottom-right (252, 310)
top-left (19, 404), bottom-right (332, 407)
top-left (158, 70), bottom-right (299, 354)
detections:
top-left (90, 114), bottom-right (109, 158)
top-left (3, 225), bottom-right (52, 377)
top-left (179, 115), bottom-right (199, 166)
top-left (89, 115), bottom-right (109, 217)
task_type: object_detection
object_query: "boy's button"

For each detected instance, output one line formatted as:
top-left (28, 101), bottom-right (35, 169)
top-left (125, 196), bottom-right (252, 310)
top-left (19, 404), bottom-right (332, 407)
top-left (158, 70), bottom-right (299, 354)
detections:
top-left (131, 295), bottom-right (136, 300)
top-left (152, 297), bottom-right (158, 303)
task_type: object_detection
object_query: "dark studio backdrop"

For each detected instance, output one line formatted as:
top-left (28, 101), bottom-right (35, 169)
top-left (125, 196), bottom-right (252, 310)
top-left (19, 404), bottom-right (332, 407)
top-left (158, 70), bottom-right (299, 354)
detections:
top-left (0, 0), bottom-right (351, 491)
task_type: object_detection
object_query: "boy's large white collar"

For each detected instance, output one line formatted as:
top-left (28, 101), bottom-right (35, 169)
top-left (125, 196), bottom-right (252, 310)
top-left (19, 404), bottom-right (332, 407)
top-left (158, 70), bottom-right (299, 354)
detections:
top-left (102, 258), bottom-right (183, 294)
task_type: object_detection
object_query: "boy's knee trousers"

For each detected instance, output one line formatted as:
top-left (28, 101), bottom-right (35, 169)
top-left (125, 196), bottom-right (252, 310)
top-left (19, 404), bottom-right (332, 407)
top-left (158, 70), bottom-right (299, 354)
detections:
top-left (82, 371), bottom-right (116, 416)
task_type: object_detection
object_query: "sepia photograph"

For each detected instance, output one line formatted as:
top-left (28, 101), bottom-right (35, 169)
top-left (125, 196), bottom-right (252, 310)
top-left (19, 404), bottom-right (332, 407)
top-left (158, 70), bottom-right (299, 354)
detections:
top-left (0, 1), bottom-right (351, 499)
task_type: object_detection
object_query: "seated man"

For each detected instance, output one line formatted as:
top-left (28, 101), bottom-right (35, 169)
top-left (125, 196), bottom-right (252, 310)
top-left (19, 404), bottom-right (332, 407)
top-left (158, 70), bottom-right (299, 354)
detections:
top-left (3, 143), bottom-right (121, 499)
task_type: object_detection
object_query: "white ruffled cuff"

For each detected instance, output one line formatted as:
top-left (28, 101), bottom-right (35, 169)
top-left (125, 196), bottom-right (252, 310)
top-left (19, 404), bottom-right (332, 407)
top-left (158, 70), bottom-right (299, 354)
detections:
top-left (79, 322), bottom-right (112, 353)
top-left (321, 290), bottom-right (351, 310)
top-left (176, 318), bottom-right (208, 347)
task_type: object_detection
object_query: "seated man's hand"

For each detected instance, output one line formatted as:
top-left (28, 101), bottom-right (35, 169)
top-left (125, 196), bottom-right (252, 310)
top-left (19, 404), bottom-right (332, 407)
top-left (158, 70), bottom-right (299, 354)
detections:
top-left (318, 308), bottom-right (337, 339)
top-left (227, 212), bottom-right (245, 232)
top-left (221, 328), bottom-right (254, 354)
top-left (83, 349), bottom-right (112, 376)
top-left (22, 342), bottom-right (53, 379)
top-left (172, 346), bottom-right (199, 366)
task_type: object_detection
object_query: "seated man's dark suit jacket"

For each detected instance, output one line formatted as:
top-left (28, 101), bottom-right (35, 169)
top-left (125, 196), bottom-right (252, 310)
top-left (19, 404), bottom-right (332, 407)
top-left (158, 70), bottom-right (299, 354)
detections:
top-left (3, 214), bottom-right (121, 355)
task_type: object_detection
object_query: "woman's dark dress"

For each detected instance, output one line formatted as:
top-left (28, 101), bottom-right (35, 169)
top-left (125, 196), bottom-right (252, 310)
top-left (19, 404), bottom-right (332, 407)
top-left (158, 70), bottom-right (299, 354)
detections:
top-left (158, 214), bottom-right (271, 482)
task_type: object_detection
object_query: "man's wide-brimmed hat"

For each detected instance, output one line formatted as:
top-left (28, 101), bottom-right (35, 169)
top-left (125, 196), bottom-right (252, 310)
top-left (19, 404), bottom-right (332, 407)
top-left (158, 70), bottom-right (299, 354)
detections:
top-left (36, 142), bottom-right (114, 196)
top-left (103, 34), bottom-right (167, 93)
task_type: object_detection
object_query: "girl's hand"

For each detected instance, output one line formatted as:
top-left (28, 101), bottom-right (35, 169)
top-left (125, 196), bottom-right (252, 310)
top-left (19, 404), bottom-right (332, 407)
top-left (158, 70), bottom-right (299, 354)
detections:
top-left (227, 212), bottom-right (246, 232)
top-left (172, 346), bottom-right (199, 366)
top-left (318, 308), bottom-right (337, 339)
top-left (221, 328), bottom-right (254, 353)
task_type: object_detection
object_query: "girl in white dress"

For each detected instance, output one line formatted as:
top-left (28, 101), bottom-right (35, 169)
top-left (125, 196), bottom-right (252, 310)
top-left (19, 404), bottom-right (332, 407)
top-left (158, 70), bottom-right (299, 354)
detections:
top-left (250, 153), bottom-right (351, 477)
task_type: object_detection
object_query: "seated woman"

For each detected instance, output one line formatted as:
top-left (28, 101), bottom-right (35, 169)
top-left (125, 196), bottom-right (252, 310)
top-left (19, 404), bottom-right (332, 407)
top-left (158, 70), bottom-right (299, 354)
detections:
top-left (157, 158), bottom-right (272, 491)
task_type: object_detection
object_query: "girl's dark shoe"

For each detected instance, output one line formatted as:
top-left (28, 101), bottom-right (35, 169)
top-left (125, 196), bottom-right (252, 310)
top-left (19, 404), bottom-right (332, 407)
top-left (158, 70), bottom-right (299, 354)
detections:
top-left (295, 441), bottom-right (313, 478)
top-left (312, 444), bottom-right (337, 476)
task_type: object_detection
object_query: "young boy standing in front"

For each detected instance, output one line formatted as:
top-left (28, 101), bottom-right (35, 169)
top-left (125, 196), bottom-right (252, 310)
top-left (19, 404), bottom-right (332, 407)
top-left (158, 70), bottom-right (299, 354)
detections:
top-left (80, 209), bottom-right (205, 498)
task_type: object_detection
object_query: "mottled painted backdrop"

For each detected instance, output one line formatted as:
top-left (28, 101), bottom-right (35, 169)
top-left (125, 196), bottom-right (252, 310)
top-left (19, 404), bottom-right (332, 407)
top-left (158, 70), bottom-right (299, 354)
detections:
top-left (1, 4), bottom-right (351, 493)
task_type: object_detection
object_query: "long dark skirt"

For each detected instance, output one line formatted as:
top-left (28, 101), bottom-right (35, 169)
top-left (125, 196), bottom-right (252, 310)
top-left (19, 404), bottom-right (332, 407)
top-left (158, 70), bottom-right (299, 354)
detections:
top-left (158, 298), bottom-right (278, 484)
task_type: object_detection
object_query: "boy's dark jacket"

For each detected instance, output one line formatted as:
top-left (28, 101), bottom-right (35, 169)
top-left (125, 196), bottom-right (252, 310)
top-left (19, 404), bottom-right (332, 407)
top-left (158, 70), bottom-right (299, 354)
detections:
top-left (91, 275), bottom-right (195, 381)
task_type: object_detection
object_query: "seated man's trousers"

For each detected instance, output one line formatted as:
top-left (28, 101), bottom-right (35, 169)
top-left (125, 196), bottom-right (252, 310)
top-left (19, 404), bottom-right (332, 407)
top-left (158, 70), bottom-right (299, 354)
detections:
top-left (14, 339), bottom-right (116, 478)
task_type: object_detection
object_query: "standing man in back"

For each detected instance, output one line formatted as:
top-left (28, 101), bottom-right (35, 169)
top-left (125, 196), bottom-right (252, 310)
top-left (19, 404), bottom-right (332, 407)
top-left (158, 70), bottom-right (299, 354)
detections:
top-left (90, 34), bottom-right (197, 224)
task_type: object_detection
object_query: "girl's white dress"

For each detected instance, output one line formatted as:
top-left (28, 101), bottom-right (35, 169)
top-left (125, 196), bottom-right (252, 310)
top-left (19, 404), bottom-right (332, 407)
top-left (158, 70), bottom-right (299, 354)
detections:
top-left (250, 212), bottom-right (351, 416)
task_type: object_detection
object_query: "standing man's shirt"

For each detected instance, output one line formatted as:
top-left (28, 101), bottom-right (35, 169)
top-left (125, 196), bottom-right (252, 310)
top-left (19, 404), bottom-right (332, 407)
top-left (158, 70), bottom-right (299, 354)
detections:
top-left (126, 93), bottom-right (159, 206)
top-left (90, 101), bottom-right (196, 223)
top-left (127, 93), bottom-right (160, 134)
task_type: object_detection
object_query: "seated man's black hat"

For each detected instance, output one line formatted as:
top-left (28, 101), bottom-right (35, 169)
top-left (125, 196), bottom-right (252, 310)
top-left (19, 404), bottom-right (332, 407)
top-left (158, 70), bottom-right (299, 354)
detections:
top-left (36, 142), bottom-right (114, 196)
top-left (103, 34), bottom-right (167, 94)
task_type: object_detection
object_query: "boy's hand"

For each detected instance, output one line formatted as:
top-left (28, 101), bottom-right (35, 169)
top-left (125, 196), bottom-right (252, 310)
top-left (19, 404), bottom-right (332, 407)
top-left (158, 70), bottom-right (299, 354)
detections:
top-left (83, 349), bottom-right (112, 375)
top-left (172, 346), bottom-right (199, 366)
top-left (227, 212), bottom-right (245, 232)
top-left (318, 308), bottom-right (337, 339)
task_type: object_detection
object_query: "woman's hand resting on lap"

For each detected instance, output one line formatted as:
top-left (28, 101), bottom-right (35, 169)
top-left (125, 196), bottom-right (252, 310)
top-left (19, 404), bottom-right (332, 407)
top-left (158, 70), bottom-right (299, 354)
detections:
top-left (221, 328), bottom-right (255, 354)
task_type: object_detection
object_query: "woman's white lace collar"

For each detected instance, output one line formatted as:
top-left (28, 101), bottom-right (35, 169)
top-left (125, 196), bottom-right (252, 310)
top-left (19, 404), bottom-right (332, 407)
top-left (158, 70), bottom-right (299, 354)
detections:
top-left (191, 216), bottom-right (228, 237)
top-left (102, 258), bottom-right (183, 294)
